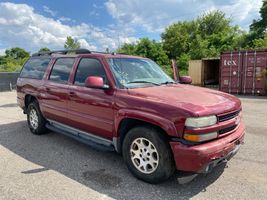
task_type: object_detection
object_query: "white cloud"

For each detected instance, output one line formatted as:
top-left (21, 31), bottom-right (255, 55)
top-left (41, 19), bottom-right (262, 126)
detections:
top-left (105, 0), bottom-right (262, 32)
top-left (0, 2), bottom-right (137, 53)
top-left (89, 10), bottom-right (100, 17)
top-left (58, 16), bottom-right (72, 22)
top-left (43, 5), bottom-right (57, 17)
top-left (92, 3), bottom-right (103, 9)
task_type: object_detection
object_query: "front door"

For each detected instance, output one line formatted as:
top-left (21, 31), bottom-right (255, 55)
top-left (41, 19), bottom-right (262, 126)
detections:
top-left (68, 58), bottom-right (114, 140)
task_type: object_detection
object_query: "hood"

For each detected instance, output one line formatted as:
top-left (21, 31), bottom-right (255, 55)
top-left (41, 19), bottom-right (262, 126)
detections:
top-left (127, 84), bottom-right (241, 116)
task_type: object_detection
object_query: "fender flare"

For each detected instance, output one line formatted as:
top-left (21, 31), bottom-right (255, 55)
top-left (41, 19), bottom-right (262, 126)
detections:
top-left (114, 109), bottom-right (178, 138)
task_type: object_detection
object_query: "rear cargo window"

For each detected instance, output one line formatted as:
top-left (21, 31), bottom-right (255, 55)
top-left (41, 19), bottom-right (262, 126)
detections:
top-left (20, 57), bottom-right (51, 79)
top-left (49, 58), bottom-right (75, 84)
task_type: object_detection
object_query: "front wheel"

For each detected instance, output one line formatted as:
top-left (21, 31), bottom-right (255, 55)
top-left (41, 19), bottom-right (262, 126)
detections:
top-left (122, 126), bottom-right (175, 184)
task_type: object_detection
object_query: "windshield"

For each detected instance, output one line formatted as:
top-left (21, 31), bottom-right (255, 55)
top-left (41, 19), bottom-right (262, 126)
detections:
top-left (108, 58), bottom-right (174, 88)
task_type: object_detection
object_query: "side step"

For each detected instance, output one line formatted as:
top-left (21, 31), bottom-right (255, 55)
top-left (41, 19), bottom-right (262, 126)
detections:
top-left (45, 123), bottom-right (115, 152)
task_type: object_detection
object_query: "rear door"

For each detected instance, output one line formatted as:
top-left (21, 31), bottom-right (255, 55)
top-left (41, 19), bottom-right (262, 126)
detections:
top-left (68, 57), bottom-right (114, 140)
top-left (41, 57), bottom-right (75, 123)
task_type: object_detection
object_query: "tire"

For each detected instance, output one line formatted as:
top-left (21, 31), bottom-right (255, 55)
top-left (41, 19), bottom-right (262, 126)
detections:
top-left (27, 101), bottom-right (47, 135)
top-left (122, 125), bottom-right (175, 184)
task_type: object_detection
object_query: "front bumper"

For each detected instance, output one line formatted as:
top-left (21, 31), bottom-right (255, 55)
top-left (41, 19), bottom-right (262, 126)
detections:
top-left (170, 121), bottom-right (245, 172)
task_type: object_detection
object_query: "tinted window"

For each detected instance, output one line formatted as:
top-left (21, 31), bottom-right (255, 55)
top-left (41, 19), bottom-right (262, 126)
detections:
top-left (74, 58), bottom-right (107, 86)
top-left (49, 58), bottom-right (74, 83)
top-left (20, 57), bottom-right (51, 79)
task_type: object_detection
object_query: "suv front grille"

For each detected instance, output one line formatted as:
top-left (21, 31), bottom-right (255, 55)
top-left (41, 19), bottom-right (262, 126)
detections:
top-left (218, 125), bottom-right (237, 135)
top-left (218, 110), bottom-right (240, 122)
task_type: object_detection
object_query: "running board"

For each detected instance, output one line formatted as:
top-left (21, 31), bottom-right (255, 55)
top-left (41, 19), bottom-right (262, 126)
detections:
top-left (45, 121), bottom-right (115, 152)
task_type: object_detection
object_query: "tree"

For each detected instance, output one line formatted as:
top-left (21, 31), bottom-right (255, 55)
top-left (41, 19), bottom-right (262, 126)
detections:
top-left (38, 47), bottom-right (50, 52)
top-left (135, 38), bottom-right (169, 66)
top-left (64, 36), bottom-right (80, 50)
top-left (250, 1), bottom-right (267, 39)
top-left (117, 43), bottom-right (137, 55)
top-left (117, 38), bottom-right (172, 76)
top-left (5, 47), bottom-right (30, 60)
top-left (161, 10), bottom-right (244, 71)
top-left (161, 21), bottom-right (197, 59)
top-left (0, 47), bottom-right (30, 72)
top-left (253, 32), bottom-right (267, 48)
top-left (245, 1), bottom-right (267, 47)
top-left (117, 38), bottom-right (169, 66)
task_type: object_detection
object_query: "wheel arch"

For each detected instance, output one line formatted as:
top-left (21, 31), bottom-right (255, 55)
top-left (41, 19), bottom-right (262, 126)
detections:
top-left (114, 109), bottom-right (177, 153)
top-left (24, 94), bottom-right (38, 110)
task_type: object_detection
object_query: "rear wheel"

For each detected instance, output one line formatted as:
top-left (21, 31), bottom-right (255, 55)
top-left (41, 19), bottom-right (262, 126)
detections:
top-left (27, 101), bottom-right (47, 135)
top-left (122, 125), bottom-right (175, 184)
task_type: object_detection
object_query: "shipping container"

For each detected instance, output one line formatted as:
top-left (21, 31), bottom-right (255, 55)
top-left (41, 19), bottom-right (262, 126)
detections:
top-left (188, 58), bottom-right (220, 86)
top-left (220, 50), bottom-right (267, 95)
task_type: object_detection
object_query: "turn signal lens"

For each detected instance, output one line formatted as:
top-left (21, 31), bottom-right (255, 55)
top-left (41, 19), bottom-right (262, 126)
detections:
top-left (184, 132), bottom-right (218, 142)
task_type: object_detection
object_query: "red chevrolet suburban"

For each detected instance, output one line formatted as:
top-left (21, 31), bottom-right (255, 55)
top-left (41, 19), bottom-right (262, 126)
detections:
top-left (17, 49), bottom-right (245, 183)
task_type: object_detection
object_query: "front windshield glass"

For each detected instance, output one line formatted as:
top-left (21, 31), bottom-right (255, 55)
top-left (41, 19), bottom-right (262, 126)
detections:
top-left (108, 58), bottom-right (174, 88)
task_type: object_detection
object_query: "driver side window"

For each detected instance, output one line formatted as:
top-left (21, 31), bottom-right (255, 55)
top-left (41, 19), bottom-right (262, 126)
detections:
top-left (74, 58), bottom-right (107, 86)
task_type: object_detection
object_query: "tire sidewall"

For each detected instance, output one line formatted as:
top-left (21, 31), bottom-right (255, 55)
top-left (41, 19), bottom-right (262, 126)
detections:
top-left (122, 126), bottom-right (174, 183)
top-left (27, 102), bottom-right (45, 134)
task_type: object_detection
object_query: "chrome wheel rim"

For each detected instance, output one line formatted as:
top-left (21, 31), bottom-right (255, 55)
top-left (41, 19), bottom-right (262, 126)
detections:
top-left (130, 137), bottom-right (159, 174)
top-left (29, 108), bottom-right (38, 130)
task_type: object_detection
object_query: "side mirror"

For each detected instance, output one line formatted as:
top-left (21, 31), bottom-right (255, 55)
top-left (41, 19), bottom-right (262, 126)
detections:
top-left (85, 76), bottom-right (109, 89)
top-left (179, 76), bottom-right (192, 84)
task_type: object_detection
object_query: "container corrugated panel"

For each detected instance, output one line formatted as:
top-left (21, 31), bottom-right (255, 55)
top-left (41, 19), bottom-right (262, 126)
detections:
top-left (220, 51), bottom-right (243, 94)
top-left (220, 50), bottom-right (266, 95)
top-left (242, 50), bottom-right (266, 95)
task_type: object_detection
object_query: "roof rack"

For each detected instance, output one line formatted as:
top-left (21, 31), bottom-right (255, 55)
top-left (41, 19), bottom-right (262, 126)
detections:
top-left (90, 51), bottom-right (128, 55)
top-left (32, 49), bottom-right (91, 57)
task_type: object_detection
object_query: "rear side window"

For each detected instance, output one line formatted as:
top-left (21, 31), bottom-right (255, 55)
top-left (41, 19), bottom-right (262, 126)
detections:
top-left (20, 57), bottom-right (51, 79)
top-left (49, 58), bottom-right (75, 84)
top-left (74, 58), bottom-right (107, 86)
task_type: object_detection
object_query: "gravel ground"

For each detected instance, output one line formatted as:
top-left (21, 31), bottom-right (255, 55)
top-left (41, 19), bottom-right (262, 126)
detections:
top-left (0, 91), bottom-right (267, 200)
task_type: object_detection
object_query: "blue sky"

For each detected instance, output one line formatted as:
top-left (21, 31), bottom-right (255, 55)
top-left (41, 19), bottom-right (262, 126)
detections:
top-left (0, 0), bottom-right (263, 54)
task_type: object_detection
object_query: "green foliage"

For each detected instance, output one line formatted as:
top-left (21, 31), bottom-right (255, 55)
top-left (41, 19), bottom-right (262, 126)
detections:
top-left (64, 36), bottom-right (81, 50)
top-left (0, 47), bottom-right (30, 72)
top-left (117, 43), bottom-right (137, 55)
top-left (38, 47), bottom-right (50, 52)
top-left (177, 53), bottom-right (191, 71)
top-left (244, 1), bottom-right (267, 47)
top-left (5, 47), bottom-right (30, 60)
top-left (161, 10), bottom-right (244, 71)
top-left (117, 38), bottom-right (171, 75)
top-left (250, 1), bottom-right (267, 40)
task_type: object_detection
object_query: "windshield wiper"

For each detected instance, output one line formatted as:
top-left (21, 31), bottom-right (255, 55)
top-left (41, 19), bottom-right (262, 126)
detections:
top-left (160, 81), bottom-right (176, 85)
top-left (126, 80), bottom-right (160, 86)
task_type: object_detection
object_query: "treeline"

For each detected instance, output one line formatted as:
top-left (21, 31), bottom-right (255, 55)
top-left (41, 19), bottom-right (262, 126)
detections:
top-left (1, 2), bottom-right (267, 74)
top-left (118, 2), bottom-right (267, 75)
top-left (0, 37), bottom-right (80, 72)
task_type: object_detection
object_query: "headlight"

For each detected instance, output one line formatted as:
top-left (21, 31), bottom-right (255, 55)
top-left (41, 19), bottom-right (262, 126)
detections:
top-left (185, 115), bottom-right (217, 128)
top-left (184, 132), bottom-right (218, 142)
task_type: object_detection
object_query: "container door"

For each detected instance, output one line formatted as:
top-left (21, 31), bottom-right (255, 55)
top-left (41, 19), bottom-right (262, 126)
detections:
top-left (242, 51), bottom-right (266, 95)
top-left (220, 52), bottom-right (242, 94)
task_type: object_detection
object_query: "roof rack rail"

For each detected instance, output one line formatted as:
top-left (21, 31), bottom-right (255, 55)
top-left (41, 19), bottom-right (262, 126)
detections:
top-left (32, 49), bottom-right (91, 56)
top-left (90, 51), bottom-right (111, 54)
top-left (90, 51), bottom-right (128, 56)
